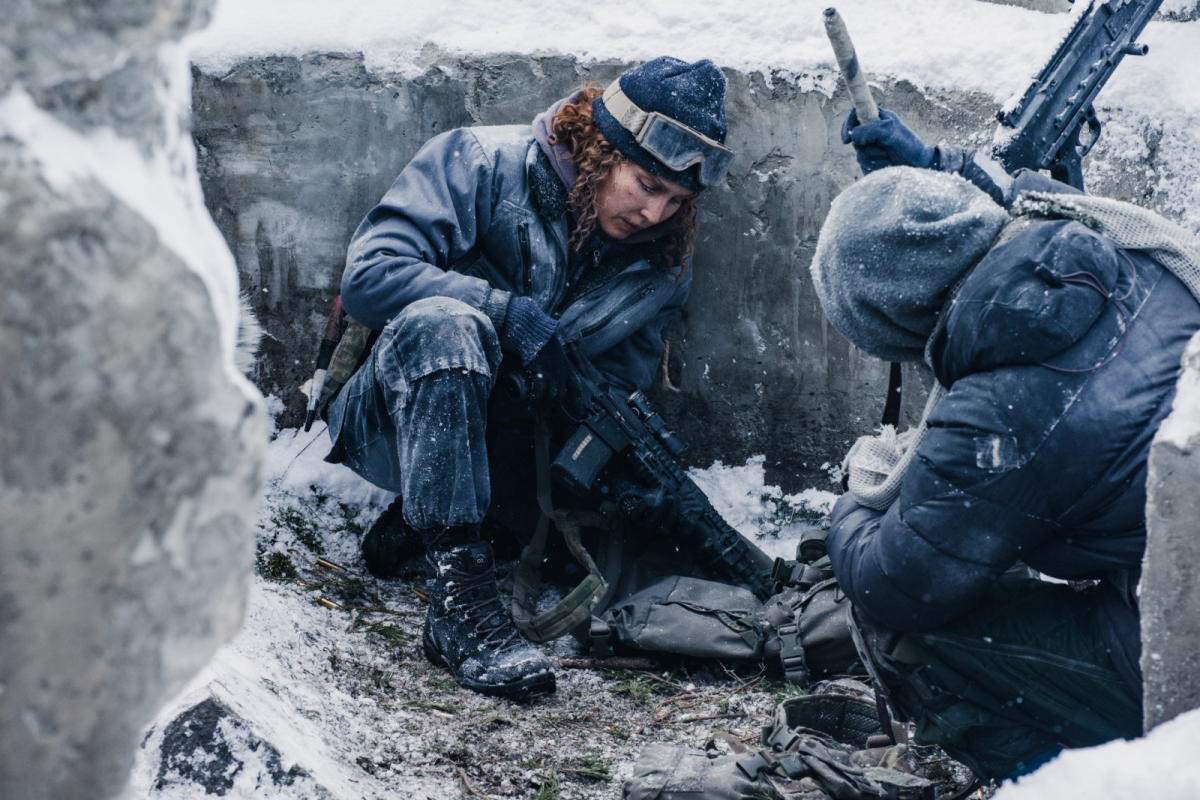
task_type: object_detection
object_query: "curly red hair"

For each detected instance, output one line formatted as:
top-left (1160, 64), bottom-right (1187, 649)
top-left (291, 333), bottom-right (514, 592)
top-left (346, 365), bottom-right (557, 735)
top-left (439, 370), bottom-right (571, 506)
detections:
top-left (549, 85), bottom-right (697, 272)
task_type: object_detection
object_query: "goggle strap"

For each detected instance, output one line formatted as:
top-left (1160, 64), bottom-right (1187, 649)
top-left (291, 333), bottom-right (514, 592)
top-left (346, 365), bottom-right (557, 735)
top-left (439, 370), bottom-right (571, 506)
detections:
top-left (602, 82), bottom-right (731, 155)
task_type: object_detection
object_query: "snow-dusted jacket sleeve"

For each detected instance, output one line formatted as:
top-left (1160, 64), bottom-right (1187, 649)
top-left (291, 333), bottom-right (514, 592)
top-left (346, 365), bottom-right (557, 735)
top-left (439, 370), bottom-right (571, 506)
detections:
top-left (591, 268), bottom-right (691, 394)
top-left (827, 407), bottom-right (1057, 632)
top-left (341, 129), bottom-right (502, 330)
top-left (935, 146), bottom-right (1082, 210)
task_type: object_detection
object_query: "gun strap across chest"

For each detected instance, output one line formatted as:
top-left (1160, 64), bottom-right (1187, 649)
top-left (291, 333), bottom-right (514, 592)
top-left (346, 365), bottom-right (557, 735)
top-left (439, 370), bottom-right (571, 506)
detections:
top-left (510, 421), bottom-right (622, 643)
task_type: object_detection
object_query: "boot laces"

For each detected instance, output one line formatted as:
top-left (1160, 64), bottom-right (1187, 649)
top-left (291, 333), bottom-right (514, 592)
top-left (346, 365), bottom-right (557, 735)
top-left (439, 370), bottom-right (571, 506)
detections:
top-left (444, 566), bottom-right (521, 651)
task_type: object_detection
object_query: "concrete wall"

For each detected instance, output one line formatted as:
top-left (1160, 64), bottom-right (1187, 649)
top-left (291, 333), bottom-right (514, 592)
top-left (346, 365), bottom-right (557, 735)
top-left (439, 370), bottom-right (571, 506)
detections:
top-left (192, 52), bottom-right (1004, 488)
top-left (1142, 330), bottom-right (1200, 732)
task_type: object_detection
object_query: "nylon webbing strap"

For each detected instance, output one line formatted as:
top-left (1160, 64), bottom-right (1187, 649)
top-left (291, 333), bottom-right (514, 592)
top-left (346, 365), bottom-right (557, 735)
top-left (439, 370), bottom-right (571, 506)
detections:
top-left (881, 362), bottom-right (902, 427)
top-left (846, 610), bottom-right (905, 746)
top-left (510, 421), bottom-right (609, 643)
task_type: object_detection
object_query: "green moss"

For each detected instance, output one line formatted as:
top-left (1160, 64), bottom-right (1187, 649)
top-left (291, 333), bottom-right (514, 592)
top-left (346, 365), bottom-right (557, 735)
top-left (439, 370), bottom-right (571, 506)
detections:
top-left (766, 678), bottom-right (809, 705)
top-left (271, 505), bottom-right (325, 555)
top-left (257, 551), bottom-right (297, 583)
top-left (563, 754), bottom-right (612, 783)
top-left (606, 673), bottom-right (658, 707)
top-left (369, 669), bottom-right (394, 691)
top-left (369, 624), bottom-right (414, 649)
top-left (533, 770), bottom-right (560, 800)
top-left (334, 502), bottom-right (366, 537)
top-left (325, 573), bottom-right (375, 606)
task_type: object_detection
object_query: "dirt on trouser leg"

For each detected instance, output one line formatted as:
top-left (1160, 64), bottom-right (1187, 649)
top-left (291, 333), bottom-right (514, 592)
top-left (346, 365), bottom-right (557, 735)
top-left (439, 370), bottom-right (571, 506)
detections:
top-left (423, 539), bottom-right (556, 702)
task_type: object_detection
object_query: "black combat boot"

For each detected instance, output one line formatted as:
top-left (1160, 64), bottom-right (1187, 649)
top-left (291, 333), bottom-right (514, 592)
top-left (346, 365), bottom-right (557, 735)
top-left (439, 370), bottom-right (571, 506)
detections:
top-left (361, 498), bottom-right (425, 578)
top-left (422, 534), bottom-right (555, 701)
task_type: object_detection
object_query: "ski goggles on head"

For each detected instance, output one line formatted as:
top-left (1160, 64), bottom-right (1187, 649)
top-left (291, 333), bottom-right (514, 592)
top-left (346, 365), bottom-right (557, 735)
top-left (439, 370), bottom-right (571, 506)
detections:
top-left (602, 82), bottom-right (733, 187)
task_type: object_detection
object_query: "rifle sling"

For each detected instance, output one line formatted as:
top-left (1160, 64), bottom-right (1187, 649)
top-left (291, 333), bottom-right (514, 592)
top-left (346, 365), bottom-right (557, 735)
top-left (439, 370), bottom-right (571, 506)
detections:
top-left (510, 420), bottom-right (616, 643)
top-left (881, 362), bottom-right (902, 427)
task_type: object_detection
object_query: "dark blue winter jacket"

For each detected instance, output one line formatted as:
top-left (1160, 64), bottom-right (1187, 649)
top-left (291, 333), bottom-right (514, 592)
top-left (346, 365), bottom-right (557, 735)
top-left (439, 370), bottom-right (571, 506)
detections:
top-left (340, 124), bottom-right (690, 394)
top-left (826, 165), bottom-right (1200, 690)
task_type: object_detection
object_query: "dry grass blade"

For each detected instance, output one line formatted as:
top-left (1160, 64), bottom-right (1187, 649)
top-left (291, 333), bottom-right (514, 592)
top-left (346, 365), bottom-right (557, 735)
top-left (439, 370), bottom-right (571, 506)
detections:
top-left (457, 766), bottom-right (493, 799)
top-left (678, 712), bottom-right (748, 723)
top-left (553, 657), bottom-right (659, 670)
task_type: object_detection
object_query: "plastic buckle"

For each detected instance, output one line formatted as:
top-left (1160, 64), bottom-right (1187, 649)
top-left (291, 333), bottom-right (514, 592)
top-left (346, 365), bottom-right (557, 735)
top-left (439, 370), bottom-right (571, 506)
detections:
top-left (735, 753), bottom-right (772, 779)
top-left (765, 725), bottom-right (802, 753)
top-left (588, 618), bottom-right (615, 659)
top-left (771, 557), bottom-right (804, 591)
top-left (776, 755), bottom-right (808, 778)
top-left (777, 623), bottom-right (810, 686)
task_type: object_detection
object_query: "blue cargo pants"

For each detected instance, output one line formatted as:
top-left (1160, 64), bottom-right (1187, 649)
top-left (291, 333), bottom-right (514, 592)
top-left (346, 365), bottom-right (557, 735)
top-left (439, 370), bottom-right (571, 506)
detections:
top-left (326, 297), bottom-right (504, 532)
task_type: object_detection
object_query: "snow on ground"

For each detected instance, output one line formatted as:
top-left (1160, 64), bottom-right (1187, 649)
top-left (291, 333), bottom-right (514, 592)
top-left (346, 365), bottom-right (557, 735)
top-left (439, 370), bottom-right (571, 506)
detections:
top-left (133, 410), bottom-right (1200, 799)
top-left (689, 454), bottom-right (837, 562)
top-left (128, 410), bottom-right (847, 799)
top-left (993, 706), bottom-right (1200, 799)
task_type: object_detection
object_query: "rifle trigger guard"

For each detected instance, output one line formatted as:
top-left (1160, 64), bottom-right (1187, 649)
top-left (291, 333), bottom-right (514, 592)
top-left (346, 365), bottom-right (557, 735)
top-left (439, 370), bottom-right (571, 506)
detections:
top-left (1078, 104), bottom-right (1102, 158)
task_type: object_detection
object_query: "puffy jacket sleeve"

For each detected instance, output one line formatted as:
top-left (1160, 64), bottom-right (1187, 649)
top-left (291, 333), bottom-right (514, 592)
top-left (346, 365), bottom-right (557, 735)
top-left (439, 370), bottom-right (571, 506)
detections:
top-left (341, 129), bottom-right (503, 330)
top-left (935, 146), bottom-right (1082, 210)
top-left (592, 267), bottom-right (691, 394)
top-left (827, 379), bottom-right (1056, 632)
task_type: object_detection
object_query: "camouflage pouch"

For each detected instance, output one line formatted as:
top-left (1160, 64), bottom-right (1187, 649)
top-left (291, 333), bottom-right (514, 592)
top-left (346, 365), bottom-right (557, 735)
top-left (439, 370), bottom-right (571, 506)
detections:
top-left (623, 744), bottom-right (761, 800)
top-left (596, 576), bottom-right (863, 686)
top-left (623, 682), bottom-right (934, 800)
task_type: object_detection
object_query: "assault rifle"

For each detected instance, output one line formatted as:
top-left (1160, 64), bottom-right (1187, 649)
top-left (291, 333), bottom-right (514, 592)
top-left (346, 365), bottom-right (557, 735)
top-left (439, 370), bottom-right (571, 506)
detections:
top-left (993, 0), bottom-right (1162, 189)
top-left (544, 346), bottom-right (776, 600)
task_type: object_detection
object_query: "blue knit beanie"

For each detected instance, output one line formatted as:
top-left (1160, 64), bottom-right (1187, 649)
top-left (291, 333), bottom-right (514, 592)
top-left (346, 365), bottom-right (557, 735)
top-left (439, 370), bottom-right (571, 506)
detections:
top-left (592, 56), bottom-right (728, 192)
top-left (811, 167), bottom-right (1009, 363)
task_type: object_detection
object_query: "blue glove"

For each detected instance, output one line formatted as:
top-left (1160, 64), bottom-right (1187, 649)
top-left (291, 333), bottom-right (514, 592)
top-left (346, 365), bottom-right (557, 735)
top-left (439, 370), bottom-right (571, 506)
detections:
top-left (523, 335), bottom-right (585, 418)
top-left (499, 296), bottom-right (558, 365)
top-left (840, 108), bottom-right (935, 175)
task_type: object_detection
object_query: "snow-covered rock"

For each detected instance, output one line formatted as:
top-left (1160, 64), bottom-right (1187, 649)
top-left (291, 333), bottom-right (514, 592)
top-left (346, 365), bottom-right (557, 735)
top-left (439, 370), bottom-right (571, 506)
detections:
top-left (994, 705), bottom-right (1200, 799)
top-left (0, 1), bottom-right (266, 798)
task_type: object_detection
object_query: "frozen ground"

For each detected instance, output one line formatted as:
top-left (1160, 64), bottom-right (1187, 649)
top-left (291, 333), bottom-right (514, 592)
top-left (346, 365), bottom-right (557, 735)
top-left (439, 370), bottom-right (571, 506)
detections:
top-left (125, 408), bottom-right (1200, 798)
top-left (128, 411), bottom-right (943, 800)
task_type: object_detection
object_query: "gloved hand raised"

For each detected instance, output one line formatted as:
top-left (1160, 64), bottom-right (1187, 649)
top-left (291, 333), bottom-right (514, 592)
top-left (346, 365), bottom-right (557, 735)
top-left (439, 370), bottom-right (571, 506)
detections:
top-left (840, 108), bottom-right (935, 175)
